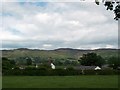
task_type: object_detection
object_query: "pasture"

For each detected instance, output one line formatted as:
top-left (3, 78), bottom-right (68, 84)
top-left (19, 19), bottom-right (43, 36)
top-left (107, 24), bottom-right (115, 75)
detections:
top-left (2, 75), bottom-right (118, 88)
top-left (0, 76), bottom-right (2, 89)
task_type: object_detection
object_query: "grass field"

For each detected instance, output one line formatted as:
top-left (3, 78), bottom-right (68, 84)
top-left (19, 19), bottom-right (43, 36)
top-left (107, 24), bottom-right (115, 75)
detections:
top-left (0, 76), bottom-right (2, 89)
top-left (2, 75), bottom-right (118, 88)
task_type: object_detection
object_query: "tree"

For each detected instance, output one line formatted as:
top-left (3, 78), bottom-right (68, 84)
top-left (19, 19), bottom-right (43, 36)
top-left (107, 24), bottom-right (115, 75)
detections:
top-left (26, 57), bottom-right (32, 65)
top-left (108, 56), bottom-right (120, 69)
top-left (95, 0), bottom-right (120, 20)
top-left (54, 60), bottom-right (63, 65)
top-left (2, 57), bottom-right (16, 70)
top-left (64, 60), bottom-right (71, 65)
top-left (80, 53), bottom-right (105, 67)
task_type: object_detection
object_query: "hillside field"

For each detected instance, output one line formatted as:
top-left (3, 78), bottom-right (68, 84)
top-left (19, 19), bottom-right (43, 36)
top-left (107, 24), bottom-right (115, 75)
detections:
top-left (2, 48), bottom-right (119, 64)
top-left (2, 75), bottom-right (118, 88)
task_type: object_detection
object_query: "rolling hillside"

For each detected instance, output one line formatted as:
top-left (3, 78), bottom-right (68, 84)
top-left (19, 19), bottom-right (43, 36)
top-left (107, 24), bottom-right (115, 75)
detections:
top-left (1, 48), bottom-right (118, 60)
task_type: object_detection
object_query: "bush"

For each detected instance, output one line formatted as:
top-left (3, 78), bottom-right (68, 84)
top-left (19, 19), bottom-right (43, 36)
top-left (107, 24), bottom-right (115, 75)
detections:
top-left (2, 67), bottom-right (120, 76)
top-left (25, 67), bottom-right (36, 70)
top-left (53, 68), bottom-right (67, 76)
top-left (83, 70), bottom-right (97, 75)
top-left (98, 69), bottom-right (119, 75)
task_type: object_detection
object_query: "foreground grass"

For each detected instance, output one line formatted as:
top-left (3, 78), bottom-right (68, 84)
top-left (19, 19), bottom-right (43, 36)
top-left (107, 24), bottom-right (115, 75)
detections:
top-left (2, 75), bottom-right (118, 88)
top-left (0, 76), bottom-right (2, 89)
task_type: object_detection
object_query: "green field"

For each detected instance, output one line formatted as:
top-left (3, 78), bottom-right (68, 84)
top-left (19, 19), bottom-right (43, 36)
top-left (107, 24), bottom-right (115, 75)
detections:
top-left (2, 48), bottom-right (118, 60)
top-left (2, 75), bottom-right (118, 88)
top-left (0, 76), bottom-right (2, 89)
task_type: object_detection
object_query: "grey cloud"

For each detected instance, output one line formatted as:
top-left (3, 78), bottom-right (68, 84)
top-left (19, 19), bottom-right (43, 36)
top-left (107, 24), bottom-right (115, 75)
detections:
top-left (1, 2), bottom-right (118, 50)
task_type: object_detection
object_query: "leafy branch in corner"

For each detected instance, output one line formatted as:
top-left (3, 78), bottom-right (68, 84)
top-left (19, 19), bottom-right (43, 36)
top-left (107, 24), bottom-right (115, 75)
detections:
top-left (95, 0), bottom-right (120, 20)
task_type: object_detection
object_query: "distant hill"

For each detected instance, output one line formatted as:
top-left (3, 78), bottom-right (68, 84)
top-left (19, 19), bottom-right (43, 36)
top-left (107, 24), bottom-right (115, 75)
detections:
top-left (1, 48), bottom-right (118, 60)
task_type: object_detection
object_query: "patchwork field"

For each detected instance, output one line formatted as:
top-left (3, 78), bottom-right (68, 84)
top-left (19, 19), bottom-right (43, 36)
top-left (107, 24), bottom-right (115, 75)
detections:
top-left (2, 75), bottom-right (118, 88)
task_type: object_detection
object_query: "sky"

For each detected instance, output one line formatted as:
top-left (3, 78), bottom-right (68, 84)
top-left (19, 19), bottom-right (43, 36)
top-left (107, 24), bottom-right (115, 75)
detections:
top-left (1, 0), bottom-right (118, 50)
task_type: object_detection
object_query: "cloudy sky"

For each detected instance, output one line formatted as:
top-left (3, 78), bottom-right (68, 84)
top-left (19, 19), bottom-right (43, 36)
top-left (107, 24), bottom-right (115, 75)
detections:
top-left (1, 0), bottom-right (118, 50)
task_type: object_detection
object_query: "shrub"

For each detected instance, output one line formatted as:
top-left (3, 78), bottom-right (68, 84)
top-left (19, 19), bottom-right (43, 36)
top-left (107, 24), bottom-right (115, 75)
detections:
top-left (53, 68), bottom-right (67, 76)
top-left (84, 70), bottom-right (97, 75)
top-left (3, 67), bottom-right (120, 76)
top-left (98, 69), bottom-right (118, 75)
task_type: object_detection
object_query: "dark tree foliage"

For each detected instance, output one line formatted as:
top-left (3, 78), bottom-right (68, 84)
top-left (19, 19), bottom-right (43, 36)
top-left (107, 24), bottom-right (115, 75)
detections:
top-left (26, 57), bottom-right (32, 65)
top-left (114, 4), bottom-right (120, 20)
top-left (108, 56), bottom-right (120, 69)
top-left (104, 1), bottom-right (114, 10)
top-left (80, 53), bottom-right (105, 67)
top-left (95, 0), bottom-right (120, 20)
top-left (2, 57), bottom-right (16, 70)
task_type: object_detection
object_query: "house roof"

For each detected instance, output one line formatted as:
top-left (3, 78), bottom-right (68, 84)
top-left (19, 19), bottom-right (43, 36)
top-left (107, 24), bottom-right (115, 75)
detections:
top-left (74, 66), bottom-right (97, 70)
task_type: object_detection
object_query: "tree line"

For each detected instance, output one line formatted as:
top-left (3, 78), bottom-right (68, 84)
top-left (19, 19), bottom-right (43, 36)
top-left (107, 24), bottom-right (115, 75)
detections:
top-left (2, 52), bottom-right (120, 70)
top-left (2, 52), bottom-right (120, 76)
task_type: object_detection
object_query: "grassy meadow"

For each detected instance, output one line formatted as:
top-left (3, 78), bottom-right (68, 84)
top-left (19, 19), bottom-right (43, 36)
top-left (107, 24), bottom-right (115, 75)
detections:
top-left (0, 76), bottom-right (2, 89)
top-left (2, 75), bottom-right (118, 88)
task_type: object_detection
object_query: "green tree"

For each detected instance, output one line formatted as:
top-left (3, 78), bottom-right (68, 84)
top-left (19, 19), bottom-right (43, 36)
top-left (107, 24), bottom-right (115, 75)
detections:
top-left (80, 53), bottom-right (105, 67)
top-left (26, 57), bottom-right (32, 65)
top-left (108, 56), bottom-right (120, 69)
top-left (2, 57), bottom-right (16, 70)
top-left (64, 60), bottom-right (71, 65)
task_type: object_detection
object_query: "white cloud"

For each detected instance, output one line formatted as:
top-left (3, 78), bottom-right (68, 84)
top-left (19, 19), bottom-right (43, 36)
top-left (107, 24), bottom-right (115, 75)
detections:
top-left (1, 2), bottom-right (118, 50)
top-left (43, 44), bottom-right (52, 47)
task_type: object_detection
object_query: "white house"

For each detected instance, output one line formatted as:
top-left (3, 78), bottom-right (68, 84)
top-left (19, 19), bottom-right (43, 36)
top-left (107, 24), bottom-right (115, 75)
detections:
top-left (95, 66), bottom-right (101, 70)
top-left (51, 63), bottom-right (55, 69)
top-left (36, 64), bottom-right (38, 68)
